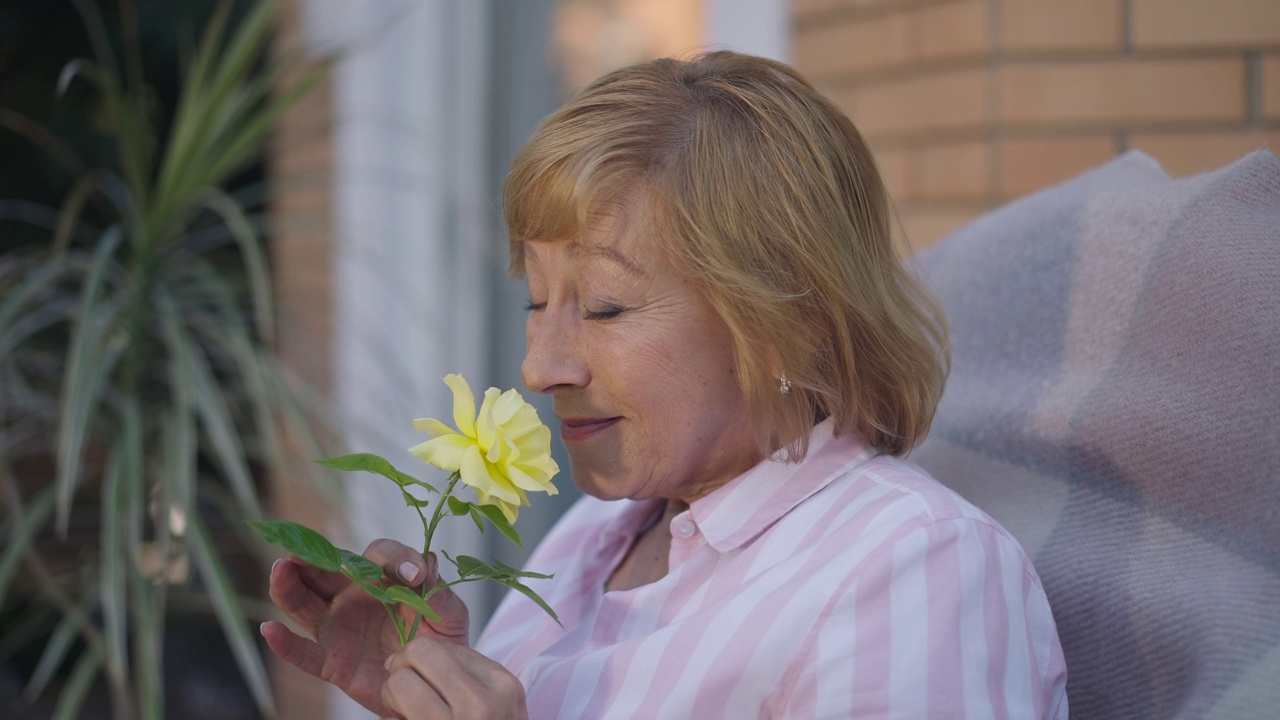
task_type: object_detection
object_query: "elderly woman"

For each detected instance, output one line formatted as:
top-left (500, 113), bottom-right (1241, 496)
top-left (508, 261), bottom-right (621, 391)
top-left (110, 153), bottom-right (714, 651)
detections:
top-left (263, 51), bottom-right (1068, 719)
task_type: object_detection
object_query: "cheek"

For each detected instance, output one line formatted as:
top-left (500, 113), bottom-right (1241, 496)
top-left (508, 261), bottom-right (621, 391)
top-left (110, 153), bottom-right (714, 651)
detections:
top-left (619, 331), bottom-right (740, 425)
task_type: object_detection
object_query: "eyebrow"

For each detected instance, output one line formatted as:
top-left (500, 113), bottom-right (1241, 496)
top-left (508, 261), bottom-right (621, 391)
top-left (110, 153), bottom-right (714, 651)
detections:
top-left (567, 242), bottom-right (647, 278)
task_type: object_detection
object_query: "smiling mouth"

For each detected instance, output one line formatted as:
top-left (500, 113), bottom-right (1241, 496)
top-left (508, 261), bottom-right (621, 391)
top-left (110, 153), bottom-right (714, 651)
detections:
top-left (558, 417), bottom-right (621, 442)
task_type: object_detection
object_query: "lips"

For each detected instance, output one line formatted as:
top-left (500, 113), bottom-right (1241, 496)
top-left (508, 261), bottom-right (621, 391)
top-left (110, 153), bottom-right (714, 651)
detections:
top-left (558, 416), bottom-right (621, 442)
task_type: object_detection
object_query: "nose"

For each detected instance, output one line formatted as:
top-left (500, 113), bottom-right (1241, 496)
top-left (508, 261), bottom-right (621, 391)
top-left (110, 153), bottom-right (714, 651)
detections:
top-left (521, 307), bottom-right (589, 394)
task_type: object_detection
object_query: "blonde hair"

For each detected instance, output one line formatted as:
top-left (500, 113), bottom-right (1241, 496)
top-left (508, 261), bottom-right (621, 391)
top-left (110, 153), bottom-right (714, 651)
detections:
top-left (504, 51), bottom-right (948, 458)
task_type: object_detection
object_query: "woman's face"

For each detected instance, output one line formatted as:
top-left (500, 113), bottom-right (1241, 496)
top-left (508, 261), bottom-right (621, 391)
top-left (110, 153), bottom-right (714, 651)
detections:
top-left (520, 210), bottom-right (763, 504)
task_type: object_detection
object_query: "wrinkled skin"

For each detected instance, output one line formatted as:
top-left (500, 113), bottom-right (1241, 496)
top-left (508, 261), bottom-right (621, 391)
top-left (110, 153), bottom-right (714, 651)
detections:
top-left (263, 539), bottom-right (470, 716)
top-left (382, 637), bottom-right (528, 720)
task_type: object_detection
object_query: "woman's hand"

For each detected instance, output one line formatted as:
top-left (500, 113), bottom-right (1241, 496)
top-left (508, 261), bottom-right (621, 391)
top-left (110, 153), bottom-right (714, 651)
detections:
top-left (381, 638), bottom-right (527, 720)
top-left (261, 539), bottom-right (470, 715)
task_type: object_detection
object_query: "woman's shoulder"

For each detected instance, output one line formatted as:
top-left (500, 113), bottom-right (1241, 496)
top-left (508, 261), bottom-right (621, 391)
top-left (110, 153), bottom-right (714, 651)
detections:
top-left (782, 442), bottom-right (1037, 577)
top-left (842, 450), bottom-right (999, 525)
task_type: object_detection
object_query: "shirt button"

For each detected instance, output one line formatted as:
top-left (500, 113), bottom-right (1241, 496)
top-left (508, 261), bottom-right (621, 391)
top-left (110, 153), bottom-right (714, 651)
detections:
top-left (673, 520), bottom-right (697, 539)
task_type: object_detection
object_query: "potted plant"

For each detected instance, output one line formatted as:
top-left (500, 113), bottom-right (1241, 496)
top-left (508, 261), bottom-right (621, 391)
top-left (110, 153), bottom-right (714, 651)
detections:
top-left (0, 1), bottom-right (331, 717)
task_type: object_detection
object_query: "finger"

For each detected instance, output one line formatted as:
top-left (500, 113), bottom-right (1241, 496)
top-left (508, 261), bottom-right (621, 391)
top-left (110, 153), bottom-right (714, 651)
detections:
top-left (389, 639), bottom-right (524, 715)
top-left (364, 538), bottom-right (428, 587)
top-left (261, 620), bottom-right (326, 679)
top-left (382, 666), bottom-right (450, 719)
top-left (268, 558), bottom-right (332, 634)
top-left (289, 553), bottom-right (350, 600)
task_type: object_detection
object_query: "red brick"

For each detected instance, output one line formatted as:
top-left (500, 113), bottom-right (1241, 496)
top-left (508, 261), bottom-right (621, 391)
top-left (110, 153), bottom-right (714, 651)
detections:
top-left (872, 147), bottom-right (911, 201)
top-left (909, 0), bottom-right (989, 63)
top-left (793, 0), bottom-right (840, 18)
top-left (795, 13), bottom-right (909, 78)
top-left (1000, 0), bottom-right (1122, 52)
top-left (1129, 131), bottom-right (1280, 176)
top-left (1132, 0), bottom-right (1280, 49)
top-left (895, 207), bottom-right (981, 253)
top-left (999, 58), bottom-right (1248, 127)
top-left (905, 140), bottom-right (990, 201)
top-left (999, 136), bottom-right (1117, 198)
top-left (270, 8), bottom-right (338, 718)
top-left (1264, 54), bottom-right (1280, 120)
top-left (843, 68), bottom-right (989, 138)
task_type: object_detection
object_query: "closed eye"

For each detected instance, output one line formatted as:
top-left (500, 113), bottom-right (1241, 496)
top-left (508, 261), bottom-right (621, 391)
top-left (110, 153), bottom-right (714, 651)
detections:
top-left (524, 300), bottom-right (546, 312)
top-left (583, 304), bottom-right (625, 321)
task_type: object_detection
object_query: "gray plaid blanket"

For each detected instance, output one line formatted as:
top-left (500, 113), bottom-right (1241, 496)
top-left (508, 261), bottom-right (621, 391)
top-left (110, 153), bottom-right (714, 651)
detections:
top-left (914, 149), bottom-right (1280, 719)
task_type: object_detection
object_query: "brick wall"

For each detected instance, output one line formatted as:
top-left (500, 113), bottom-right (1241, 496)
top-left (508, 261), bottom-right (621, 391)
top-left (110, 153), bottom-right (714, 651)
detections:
top-left (268, 1), bottom-right (335, 718)
top-left (793, 0), bottom-right (1280, 250)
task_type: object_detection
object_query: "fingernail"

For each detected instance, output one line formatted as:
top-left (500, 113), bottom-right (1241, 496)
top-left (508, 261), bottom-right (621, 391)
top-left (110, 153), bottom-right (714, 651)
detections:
top-left (384, 653), bottom-right (395, 671)
top-left (398, 561), bottom-right (420, 583)
top-left (259, 622), bottom-right (268, 636)
top-left (271, 558), bottom-right (283, 576)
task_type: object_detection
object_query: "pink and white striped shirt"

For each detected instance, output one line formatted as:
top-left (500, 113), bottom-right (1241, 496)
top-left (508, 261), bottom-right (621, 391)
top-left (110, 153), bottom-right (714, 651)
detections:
top-left (477, 420), bottom-right (1069, 718)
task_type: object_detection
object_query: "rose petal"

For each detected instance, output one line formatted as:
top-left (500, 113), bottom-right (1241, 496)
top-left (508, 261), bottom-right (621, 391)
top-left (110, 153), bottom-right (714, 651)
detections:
top-left (504, 463), bottom-right (547, 493)
top-left (477, 388), bottom-right (501, 462)
top-left (460, 445), bottom-right (521, 505)
top-left (412, 417), bottom-right (456, 438)
top-left (493, 390), bottom-right (541, 440)
top-left (474, 488), bottom-right (520, 524)
top-left (408, 433), bottom-right (473, 472)
top-left (443, 374), bottom-right (477, 438)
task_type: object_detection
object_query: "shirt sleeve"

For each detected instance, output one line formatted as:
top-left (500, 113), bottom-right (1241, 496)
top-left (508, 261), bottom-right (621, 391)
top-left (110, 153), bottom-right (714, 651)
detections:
top-left (778, 516), bottom-right (1068, 719)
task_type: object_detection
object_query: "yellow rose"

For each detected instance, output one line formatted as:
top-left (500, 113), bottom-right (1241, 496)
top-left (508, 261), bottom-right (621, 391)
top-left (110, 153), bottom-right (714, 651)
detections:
top-left (409, 374), bottom-right (559, 523)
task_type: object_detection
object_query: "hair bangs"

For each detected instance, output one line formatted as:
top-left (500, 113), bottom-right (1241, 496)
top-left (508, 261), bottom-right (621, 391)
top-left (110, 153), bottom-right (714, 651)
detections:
top-left (504, 130), bottom-right (645, 276)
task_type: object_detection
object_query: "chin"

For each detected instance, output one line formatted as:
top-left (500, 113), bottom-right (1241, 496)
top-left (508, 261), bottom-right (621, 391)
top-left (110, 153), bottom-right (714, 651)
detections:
top-left (573, 477), bottom-right (628, 501)
top-left (570, 467), bottom-right (634, 502)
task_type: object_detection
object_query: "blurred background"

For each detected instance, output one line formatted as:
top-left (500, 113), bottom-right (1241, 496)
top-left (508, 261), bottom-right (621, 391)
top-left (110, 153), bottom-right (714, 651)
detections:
top-left (0, 0), bottom-right (1276, 718)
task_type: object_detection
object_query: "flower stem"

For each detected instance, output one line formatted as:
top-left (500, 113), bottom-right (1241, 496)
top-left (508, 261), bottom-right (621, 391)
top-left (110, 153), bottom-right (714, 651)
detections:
top-left (385, 601), bottom-right (407, 646)
top-left (423, 471), bottom-right (461, 554)
top-left (407, 471), bottom-right (461, 643)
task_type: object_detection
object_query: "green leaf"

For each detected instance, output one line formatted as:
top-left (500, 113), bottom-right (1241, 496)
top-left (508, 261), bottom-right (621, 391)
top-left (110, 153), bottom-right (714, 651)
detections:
top-left (50, 642), bottom-right (104, 720)
top-left (473, 502), bottom-right (525, 550)
top-left (129, 551), bottom-right (163, 720)
top-left (443, 552), bottom-right (557, 624)
top-left (466, 505), bottom-right (485, 533)
top-left (338, 549), bottom-right (383, 584)
top-left (401, 489), bottom-right (432, 509)
top-left (496, 577), bottom-right (561, 627)
top-left (492, 559), bottom-right (554, 581)
top-left (54, 225), bottom-right (123, 533)
top-left (316, 453), bottom-right (438, 494)
top-left (151, 1), bottom-right (234, 220)
top-left (354, 580), bottom-right (393, 605)
top-left (52, 172), bottom-right (101, 253)
top-left (23, 595), bottom-right (90, 702)
top-left (0, 293), bottom-right (75, 363)
top-left (100, 433), bottom-right (130, 693)
top-left (155, 293), bottom-right (198, 546)
top-left (185, 326), bottom-right (263, 519)
top-left (0, 484), bottom-right (56, 610)
top-left (204, 58), bottom-right (330, 186)
top-left (0, 105), bottom-right (89, 177)
top-left (69, 0), bottom-right (150, 213)
top-left (199, 188), bottom-right (273, 344)
top-left (384, 585), bottom-right (442, 622)
top-left (0, 254), bottom-right (69, 357)
top-left (247, 520), bottom-right (342, 573)
top-left (447, 496), bottom-right (471, 517)
top-left (450, 553), bottom-right (488, 579)
top-left (190, 515), bottom-right (276, 718)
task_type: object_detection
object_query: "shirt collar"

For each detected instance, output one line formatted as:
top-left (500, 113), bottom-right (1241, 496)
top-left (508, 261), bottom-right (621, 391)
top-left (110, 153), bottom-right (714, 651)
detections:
top-left (686, 419), bottom-right (878, 552)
